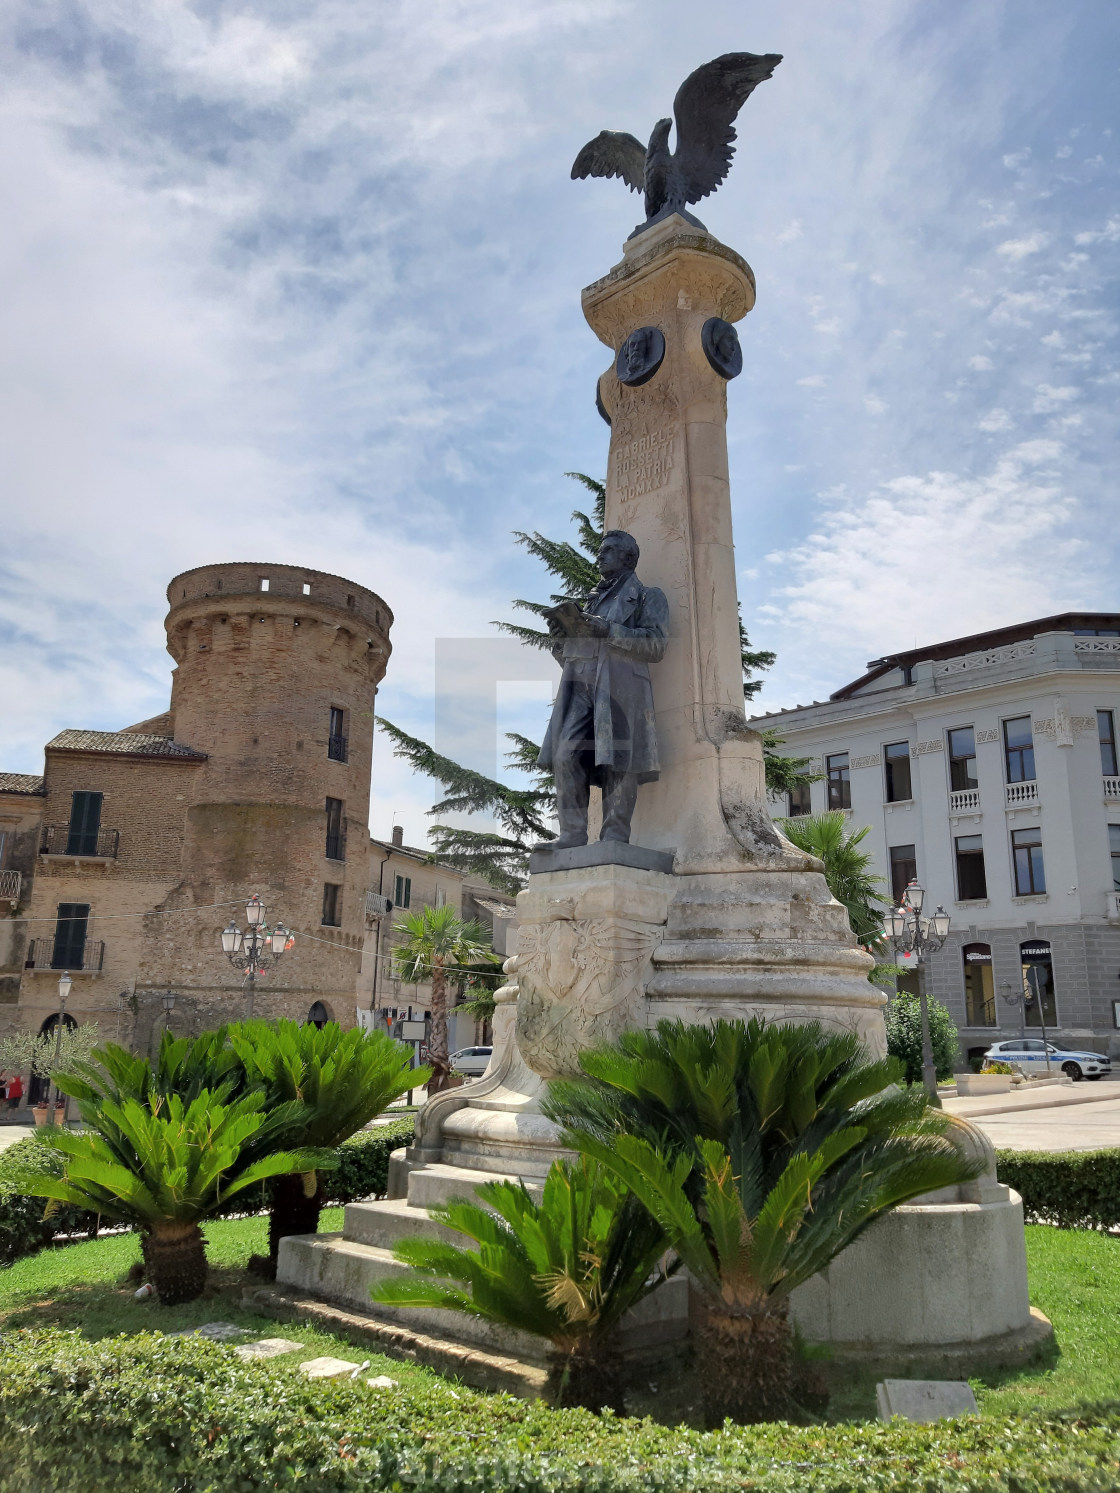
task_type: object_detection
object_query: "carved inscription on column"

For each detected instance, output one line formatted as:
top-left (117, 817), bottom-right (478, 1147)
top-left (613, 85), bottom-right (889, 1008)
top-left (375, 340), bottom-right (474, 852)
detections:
top-left (612, 426), bottom-right (676, 503)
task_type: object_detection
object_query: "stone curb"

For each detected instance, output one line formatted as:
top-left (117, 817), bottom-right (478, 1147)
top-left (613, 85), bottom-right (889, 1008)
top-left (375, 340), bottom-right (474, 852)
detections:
top-left (944, 1087), bottom-right (1120, 1119)
top-left (806, 1307), bottom-right (1054, 1385)
top-left (241, 1285), bottom-right (549, 1400)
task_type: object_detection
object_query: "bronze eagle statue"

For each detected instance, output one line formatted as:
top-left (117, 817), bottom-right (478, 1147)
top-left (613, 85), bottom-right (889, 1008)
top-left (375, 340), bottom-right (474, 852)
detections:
top-left (572, 52), bottom-right (782, 238)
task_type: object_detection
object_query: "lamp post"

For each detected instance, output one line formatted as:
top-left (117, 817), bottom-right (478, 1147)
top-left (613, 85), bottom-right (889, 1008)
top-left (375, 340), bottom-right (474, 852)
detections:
top-left (50, 970), bottom-right (72, 1115)
top-left (1000, 968), bottom-right (1053, 1074)
top-left (219, 895), bottom-right (293, 1019)
top-left (881, 880), bottom-right (951, 1104)
top-left (161, 989), bottom-right (177, 1039)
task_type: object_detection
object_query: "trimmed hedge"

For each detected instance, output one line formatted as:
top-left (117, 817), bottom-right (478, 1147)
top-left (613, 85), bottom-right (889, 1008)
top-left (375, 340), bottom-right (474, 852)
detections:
top-left (325, 1116), bottom-right (415, 1204)
top-left (0, 1136), bottom-right (99, 1266)
top-left (0, 1330), bottom-right (1119, 1492)
top-left (997, 1147), bottom-right (1120, 1230)
top-left (0, 1118), bottom-right (415, 1267)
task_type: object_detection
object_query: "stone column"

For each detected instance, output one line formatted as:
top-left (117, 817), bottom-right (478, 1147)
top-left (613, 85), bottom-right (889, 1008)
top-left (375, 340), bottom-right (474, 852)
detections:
top-left (583, 217), bottom-right (881, 1049)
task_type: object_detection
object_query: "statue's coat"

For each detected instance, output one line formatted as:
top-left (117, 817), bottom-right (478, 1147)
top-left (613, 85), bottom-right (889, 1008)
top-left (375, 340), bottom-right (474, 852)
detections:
top-left (538, 571), bottom-right (669, 780)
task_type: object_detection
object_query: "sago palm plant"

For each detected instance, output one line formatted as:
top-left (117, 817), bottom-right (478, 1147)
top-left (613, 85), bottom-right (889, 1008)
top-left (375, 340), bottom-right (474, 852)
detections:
top-left (227, 1019), bottom-right (427, 1274)
top-left (543, 1018), bottom-right (978, 1424)
top-left (391, 905), bottom-right (500, 1090)
top-left (16, 1090), bottom-right (331, 1304)
top-left (371, 1156), bottom-right (673, 1411)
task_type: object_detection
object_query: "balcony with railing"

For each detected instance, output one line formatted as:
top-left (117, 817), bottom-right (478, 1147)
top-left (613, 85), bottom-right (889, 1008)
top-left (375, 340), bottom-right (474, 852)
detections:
top-left (0, 870), bottom-right (20, 904)
top-left (1109, 892), bottom-right (1120, 922)
top-left (25, 938), bottom-right (104, 972)
top-left (40, 825), bottom-right (119, 858)
top-left (1005, 781), bottom-right (1039, 808)
top-left (327, 734), bottom-right (348, 763)
top-left (949, 788), bottom-right (981, 813)
top-left (1104, 777), bottom-right (1120, 801)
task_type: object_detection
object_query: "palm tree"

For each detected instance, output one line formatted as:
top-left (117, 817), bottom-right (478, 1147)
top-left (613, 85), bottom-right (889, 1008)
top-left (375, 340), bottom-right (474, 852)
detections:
top-left (391, 906), bottom-right (500, 1091)
top-left (378, 474), bottom-right (796, 894)
top-left (16, 1089), bottom-right (331, 1303)
top-left (777, 809), bottom-right (890, 947)
top-left (228, 1019), bottom-right (427, 1275)
top-left (543, 1018), bottom-right (977, 1424)
top-left (370, 1156), bottom-right (673, 1410)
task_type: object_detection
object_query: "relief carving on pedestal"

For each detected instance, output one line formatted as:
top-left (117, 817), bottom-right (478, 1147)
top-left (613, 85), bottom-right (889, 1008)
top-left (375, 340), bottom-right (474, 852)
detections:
top-left (513, 913), bottom-right (664, 1079)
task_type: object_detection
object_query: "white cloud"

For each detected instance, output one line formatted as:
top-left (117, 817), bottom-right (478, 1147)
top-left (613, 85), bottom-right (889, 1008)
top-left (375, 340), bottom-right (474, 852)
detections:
top-left (1002, 149), bottom-right (1032, 169)
top-left (969, 355), bottom-right (995, 370)
top-left (776, 219), bottom-right (803, 244)
top-left (758, 444), bottom-right (1088, 692)
top-left (1033, 384), bottom-right (1078, 412)
top-left (863, 395), bottom-right (887, 415)
top-left (1074, 218), bottom-right (1120, 246)
top-left (797, 374), bottom-right (827, 388)
top-left (977, 408), bottom-right (1013, 432)
top-left (997, 233), bottom-right (1049, 260)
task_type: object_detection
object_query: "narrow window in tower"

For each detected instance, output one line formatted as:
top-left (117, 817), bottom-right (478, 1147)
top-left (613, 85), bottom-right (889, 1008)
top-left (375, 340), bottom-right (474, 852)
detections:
top-left (325, 798), bottom-right (345, 861)
top-left (302, 583), bottom-right (311, 595)
top-left (394, 874), bottom-right (411, 909)
top-left (259, 578), bottom-right (269, 592)
top-left (322, 883), bottom-right (342, 927)
top-left (328, 706), bottom-right (348, 763)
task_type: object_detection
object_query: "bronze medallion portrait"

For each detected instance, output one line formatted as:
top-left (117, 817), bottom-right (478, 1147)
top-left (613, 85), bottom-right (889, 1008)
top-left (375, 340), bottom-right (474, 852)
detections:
top-left (616, 325), bottom-right (665, 387)
top-left (701, 317), bottom-right (743, 379)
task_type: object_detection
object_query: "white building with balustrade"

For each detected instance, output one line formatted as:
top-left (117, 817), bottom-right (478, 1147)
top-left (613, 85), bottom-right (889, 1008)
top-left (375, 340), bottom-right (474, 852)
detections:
top-left (752, 612), bottom-right (1120, 1062)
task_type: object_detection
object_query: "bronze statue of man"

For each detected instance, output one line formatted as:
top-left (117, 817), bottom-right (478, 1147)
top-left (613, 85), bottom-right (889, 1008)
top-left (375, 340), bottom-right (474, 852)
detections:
top-left (538, 530), bottom-right (668, 848)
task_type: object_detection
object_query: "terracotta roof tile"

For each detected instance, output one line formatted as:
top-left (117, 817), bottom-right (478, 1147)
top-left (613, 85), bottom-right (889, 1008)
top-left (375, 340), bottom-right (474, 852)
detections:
top-left (0, 772), bottom-right (45, 795)
top-left (45, 730), bottom-right (206, 761)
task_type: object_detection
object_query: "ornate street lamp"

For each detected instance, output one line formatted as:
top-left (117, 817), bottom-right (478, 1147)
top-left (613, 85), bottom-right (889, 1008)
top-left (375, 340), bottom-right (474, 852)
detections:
top-left (49, 970), bottom-right (73, 1119)
top-left (881, 879), bottom-right (951, 1104)
top-left (218, 895), bottom-right (294, 1019)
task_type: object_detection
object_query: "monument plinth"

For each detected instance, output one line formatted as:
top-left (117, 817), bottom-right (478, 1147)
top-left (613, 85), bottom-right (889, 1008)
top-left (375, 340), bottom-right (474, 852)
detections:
top-left (278, 218), bottom-right (1040, 1385)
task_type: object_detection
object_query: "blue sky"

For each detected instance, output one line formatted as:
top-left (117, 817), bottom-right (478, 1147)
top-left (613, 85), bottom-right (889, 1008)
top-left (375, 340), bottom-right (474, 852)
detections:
top-left (1, 0), bottom-right (1117, 846)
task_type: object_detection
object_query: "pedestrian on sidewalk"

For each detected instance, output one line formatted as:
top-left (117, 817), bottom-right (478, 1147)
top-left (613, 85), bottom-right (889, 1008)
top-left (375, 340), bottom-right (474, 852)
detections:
top-left (5, 1074), bottom-right (23, 1111)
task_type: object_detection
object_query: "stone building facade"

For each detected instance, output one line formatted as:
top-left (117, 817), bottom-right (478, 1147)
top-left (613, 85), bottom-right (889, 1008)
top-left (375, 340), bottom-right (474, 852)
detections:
top-left (358, 825), bottom-right (514, 1053)
top-left (752, 613), bottom-right (1120, 1060)
top-left (1, 562), bottom-right (393, 1055)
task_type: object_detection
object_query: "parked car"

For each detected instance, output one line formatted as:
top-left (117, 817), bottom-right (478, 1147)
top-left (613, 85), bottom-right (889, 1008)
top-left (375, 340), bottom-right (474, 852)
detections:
top-left (983, 1039), bottom-right (1112, 1082)
top-left (450, 1046), bottom-right (493, 1078)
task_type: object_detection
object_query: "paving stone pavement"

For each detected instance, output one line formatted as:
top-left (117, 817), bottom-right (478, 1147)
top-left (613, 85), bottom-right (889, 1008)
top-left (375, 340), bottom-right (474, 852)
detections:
top-left (969, 1095), bottom-right (1120, 1152)
top-left (299, 1356), bottom-right (367, 1380)
top-left (234, 1337), bottom-right (304, 1361)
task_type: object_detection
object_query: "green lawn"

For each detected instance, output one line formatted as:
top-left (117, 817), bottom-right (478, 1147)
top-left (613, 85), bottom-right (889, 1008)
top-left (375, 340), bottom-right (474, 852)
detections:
top-left (0, 1208), bottom-right (444, 1394)
top-left (1, 1216), bottom-right (1117, 1426)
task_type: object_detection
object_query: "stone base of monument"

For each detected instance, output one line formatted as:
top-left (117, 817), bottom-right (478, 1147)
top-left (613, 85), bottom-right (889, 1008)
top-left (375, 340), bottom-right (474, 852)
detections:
top-left (276, 981), bottom-right (1049, 1385)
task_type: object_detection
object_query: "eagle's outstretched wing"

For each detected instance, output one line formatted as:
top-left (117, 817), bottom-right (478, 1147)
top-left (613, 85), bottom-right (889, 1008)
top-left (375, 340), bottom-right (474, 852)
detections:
top-left (571, 131), bottom-right (646, 193)
top-left (672, 52), bottom-right (782, 205)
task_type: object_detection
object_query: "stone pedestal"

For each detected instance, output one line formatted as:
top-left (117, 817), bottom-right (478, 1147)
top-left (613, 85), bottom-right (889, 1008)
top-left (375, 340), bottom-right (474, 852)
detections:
top-left (276, 219), bottom-right (1041, 1375)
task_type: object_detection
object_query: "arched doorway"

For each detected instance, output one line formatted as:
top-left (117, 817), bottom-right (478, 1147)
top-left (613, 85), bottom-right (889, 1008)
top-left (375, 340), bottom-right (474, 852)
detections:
top-left (28, 1011), bottom-right (77, 1106)
top-left (306, 1001), bottom-right (330, 1030)
top-left (962, 943), bottom-right (996, 1026)
top-left (1020, 940), bottom-right (1057, 1027)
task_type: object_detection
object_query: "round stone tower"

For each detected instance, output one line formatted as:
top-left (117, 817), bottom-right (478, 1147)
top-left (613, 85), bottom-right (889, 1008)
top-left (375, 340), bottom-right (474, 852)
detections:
top-left (137, 562), bottom-right (392, 1030)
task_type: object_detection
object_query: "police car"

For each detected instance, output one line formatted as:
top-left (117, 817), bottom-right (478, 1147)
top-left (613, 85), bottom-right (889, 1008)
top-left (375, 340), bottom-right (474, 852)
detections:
top-left (983, 1039), bottom-right (1112, 1082)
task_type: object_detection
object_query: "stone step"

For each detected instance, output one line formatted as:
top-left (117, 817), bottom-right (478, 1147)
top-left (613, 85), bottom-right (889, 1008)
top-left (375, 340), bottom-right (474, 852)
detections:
top-left (276, 1232), bottom-right (548, 1362)
top-left (406, 1162), bottom-right (544, 1211)
top-left (277, 1230), bottom-right (690, 1361)
top-left (344, 1196), bottom-right (469, 1251)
